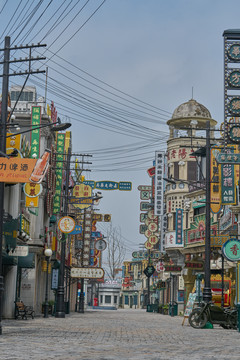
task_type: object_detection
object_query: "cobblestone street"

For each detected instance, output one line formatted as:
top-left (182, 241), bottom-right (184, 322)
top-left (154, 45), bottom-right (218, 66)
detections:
top-left (1, 309), bottom-right (240, 359)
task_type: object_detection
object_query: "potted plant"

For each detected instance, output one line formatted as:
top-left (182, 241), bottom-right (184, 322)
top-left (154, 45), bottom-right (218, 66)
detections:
top-left (158, 304), bottom-right (164, 314)
top-left (163, 304), bottom-right (169, 315)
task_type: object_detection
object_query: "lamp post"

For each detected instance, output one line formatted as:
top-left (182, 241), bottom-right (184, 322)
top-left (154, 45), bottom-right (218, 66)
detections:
top-left (44, 248), bottom-right (53, 318)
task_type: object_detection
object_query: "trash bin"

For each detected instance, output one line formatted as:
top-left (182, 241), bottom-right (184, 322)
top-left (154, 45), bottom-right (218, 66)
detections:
top-left (146, 304), bottom-right (153, 312)
top-left (169, 301), bottom-right (178, 316)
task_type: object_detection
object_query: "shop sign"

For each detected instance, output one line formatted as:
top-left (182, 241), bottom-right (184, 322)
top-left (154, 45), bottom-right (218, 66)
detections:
top-left (164, 265), bottom-right (182, 272)
top-left (25, 196), bottom-right (39, 208)
top-left (211, 235), bottom-right (229, 247)
top-left (23, 183), bottom-right (43, 197)
top-left (140, 202), bottom-right (152, 211)
top-left (6, 133), bottom-right (21, 150)
top-left (53, 133), bottom-right (65, 214)
top-left (154, 151), bottom-right (164, 216)
top-left (143, 265), bottom-right (156, 278)
top-left (148, 222), bottom-right (158, 233)
top-left (219, 206), bottom-right (233, 231)
top-left (0, 158), bottom-right (38, 183)
top-left (210, 147), bottom-right (221, 213)
top-left (192, 199), bottom-right (206, 208)
top-left (175, 208), bottom-right (183, 245)
top-left (185, 262), bottom-right (203, 270)
top-left (58, 216), bottom-right (75, 233)
top-left (68, 225), bottom-right (82, 235)
top-left (228, 123), bottom-right (240, 143)
top-left (140, 190), bottom-right (150, 200)
top-left (144, 240), bottom-right (154, 249)
top-left (72, 184), bottom-right (92, 210)
top-left (148, 234), bottom-right (158, 245)
top-left (140, 213), bottom-right (148, 223)
top-left (147, 166), bottom-right (155, 177)
top-left (221, 148), bottom-right (236, 205)
top-left (139, 224), bottom-right (148, 234)
top-left (222, 238), bottom-right (240, 262)
top-left (71, 267), bottom-right (104, 279)
top-left (9, 246), bottom-right (29, 257)
top-left (30, 106), bottom-right (41, 158)
top-left (138, 185), bottom-right (151, 191)
top-left (51, 268), bottom-right (59, 290)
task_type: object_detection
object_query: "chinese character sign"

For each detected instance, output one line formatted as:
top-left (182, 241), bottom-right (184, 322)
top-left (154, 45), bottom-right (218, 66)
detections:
top-left (154, 151), bottom-right (164, 216)
top-left (210, 147), bottom-right (221, 213)
top-left (222, 239), bottom-right (240, 261)
top-left (30, 106), bottom-right (41, 159)
top-left (53, 133), bottom-right (65, 214)
top-left (175, 208), bottom-right (183, 245)
top-left (221, 148), bottom-right (236, 205)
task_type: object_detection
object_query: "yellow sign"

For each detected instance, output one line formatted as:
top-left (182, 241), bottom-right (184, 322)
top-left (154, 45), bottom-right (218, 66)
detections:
top-left (23, 183), bottom-right (42, 197)
top-left (6, 133), bottom-right (21, 150)
top-left (210, 147), bottom-right (221, 213)
top-left (145, 240), bottom-right (154, 249)
top-left (210, 235), bottom-right (229, 247)
top-left (25, 196), bottom-right (39, 208)
top-left (58, 216), bottom-right (75, 233)
top-left (72, 184), bottom-right (92, 209)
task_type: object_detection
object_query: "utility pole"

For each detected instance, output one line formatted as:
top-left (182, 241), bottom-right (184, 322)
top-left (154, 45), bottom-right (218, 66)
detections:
top-left (0, 36), bottom-right (46, 335)
top-left (55, 147), bottom-right (71, 318)
top-left (202, 120), bottom-right (212, 303)
top-left (0, 36), bottom-right (10, 336)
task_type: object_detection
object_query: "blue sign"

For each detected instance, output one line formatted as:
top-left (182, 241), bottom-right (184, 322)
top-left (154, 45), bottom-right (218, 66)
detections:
top-left (119, 181), bottom-right (132, 191)
top-left (83, 180), bottom-right (95, 189)
top-left (69, 225), bottom-right (82, 235)
top-left (95, 181), bottom-right (118, 190)
top-left (91, 231), bottom-right (101, 238)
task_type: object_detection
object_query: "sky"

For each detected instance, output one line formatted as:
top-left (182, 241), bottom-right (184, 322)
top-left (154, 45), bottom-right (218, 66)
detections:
top-left (1, 0), bottom-right (240, 262)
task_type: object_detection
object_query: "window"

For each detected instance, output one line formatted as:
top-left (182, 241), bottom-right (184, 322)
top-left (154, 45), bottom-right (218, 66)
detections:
top-left (105, 295), bottom-right (111, 304)
top-left (174, 162), bottom-right (179, 179)
top-left (100, 295), bottom-right (103, 304)
top-left (11, 91), bottom-right (34, 102)
top-left (188, 162), bottom-right (197, 182)
top-left (114, 296), bottom-right (118, 304)
top-left (173, 212), bottom-right (176, 230)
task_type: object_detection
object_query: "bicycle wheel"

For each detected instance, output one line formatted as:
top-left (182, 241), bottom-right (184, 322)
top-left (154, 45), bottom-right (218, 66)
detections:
top-left (189, 308), bottom-right (208, 329)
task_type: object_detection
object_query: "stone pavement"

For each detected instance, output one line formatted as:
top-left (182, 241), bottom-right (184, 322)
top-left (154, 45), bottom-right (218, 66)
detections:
top-left (0, 309), bottom-right (240, 360)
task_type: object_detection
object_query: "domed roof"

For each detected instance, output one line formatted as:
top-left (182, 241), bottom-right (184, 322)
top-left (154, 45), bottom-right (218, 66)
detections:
top-left (171, 99), bottom-right (212, 120)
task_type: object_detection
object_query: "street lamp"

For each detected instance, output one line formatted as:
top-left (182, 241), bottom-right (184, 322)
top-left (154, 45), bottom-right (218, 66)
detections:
top-left (44, 248), bottom-right (53, 318)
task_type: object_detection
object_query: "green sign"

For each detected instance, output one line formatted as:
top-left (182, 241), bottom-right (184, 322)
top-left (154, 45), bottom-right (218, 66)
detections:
top-left (30, 106), bottom-right (41, 158)
top-left (222, 239), bottom-right (240, 262)
top-left (53, 133), bottom-right (65, 214)
top-left (216, 152), bottom-right (240, 164)
top-left (143, 265), bottom-right (156, 278)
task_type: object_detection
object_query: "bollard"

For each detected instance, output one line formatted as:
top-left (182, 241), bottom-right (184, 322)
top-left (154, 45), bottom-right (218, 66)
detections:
top-left (237, 303), bottom-right (240, 332)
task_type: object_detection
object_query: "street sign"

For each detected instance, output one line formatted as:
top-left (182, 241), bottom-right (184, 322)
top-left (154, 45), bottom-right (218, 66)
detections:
top-left (144, 265), bottom-right (156, 278)
top-left (71, 267), bottom-right (104, 279)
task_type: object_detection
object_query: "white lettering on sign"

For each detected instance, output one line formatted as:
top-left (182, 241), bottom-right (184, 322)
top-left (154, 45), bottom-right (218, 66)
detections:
top-left (71, 267), bottom-right (104, 279)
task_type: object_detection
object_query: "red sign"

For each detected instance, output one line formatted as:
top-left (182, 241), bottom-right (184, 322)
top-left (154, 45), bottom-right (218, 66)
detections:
top-left (147, 166), bottom-right (155, 177)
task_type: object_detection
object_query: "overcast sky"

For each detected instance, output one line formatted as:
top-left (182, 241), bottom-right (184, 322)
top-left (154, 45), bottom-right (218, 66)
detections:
top-left (1, 0), bottom-right (240, 261)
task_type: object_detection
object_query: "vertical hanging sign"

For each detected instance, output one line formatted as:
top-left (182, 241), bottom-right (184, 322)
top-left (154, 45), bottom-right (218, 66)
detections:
top-left (53, 133), bottom-right (65, 214)
top-left (30, 106), bottom-right (41, 158)
top-left (175, 208), bottom-right (183, 245)
top-left (221, 147), bottom-right (236, 205)
top-left (210, 147), bottom-right (221, 213)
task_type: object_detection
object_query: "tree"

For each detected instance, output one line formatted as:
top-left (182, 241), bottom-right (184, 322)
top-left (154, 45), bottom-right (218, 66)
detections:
top-left (105, 224), bottom-right (126, 280)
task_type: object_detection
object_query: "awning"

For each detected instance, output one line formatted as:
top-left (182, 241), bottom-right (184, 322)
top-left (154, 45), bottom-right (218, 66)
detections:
top-left (18, 253), bottom-right (35, 268)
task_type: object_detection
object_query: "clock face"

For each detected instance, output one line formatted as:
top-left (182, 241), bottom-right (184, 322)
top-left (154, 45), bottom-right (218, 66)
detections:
top-left (228, 44), bottom-right (240, 61)
top-left (228, 98), bottom-right (240, 115)
top-left (179, 182), bottom-right (185, 189)
top-left (228, 70), bottom-right (240, 88)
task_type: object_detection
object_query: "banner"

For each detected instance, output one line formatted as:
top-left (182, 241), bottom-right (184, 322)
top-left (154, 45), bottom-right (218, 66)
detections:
top-left (30, 106), bottom-right (41, 158)
top-left (210, 147), bottom-right (221, 213)
top-left (53, 133), bottom-right (65, 214)
top-left (221, 147), bottom-right (236, 205)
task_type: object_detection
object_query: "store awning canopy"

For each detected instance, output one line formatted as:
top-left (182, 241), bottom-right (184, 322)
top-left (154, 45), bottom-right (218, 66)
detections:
top-left (18, 253), bottom-right (35, 268)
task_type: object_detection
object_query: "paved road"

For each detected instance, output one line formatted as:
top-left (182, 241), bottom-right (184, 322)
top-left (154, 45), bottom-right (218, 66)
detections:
top-left (1, 309), bottom-right (239, 360)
